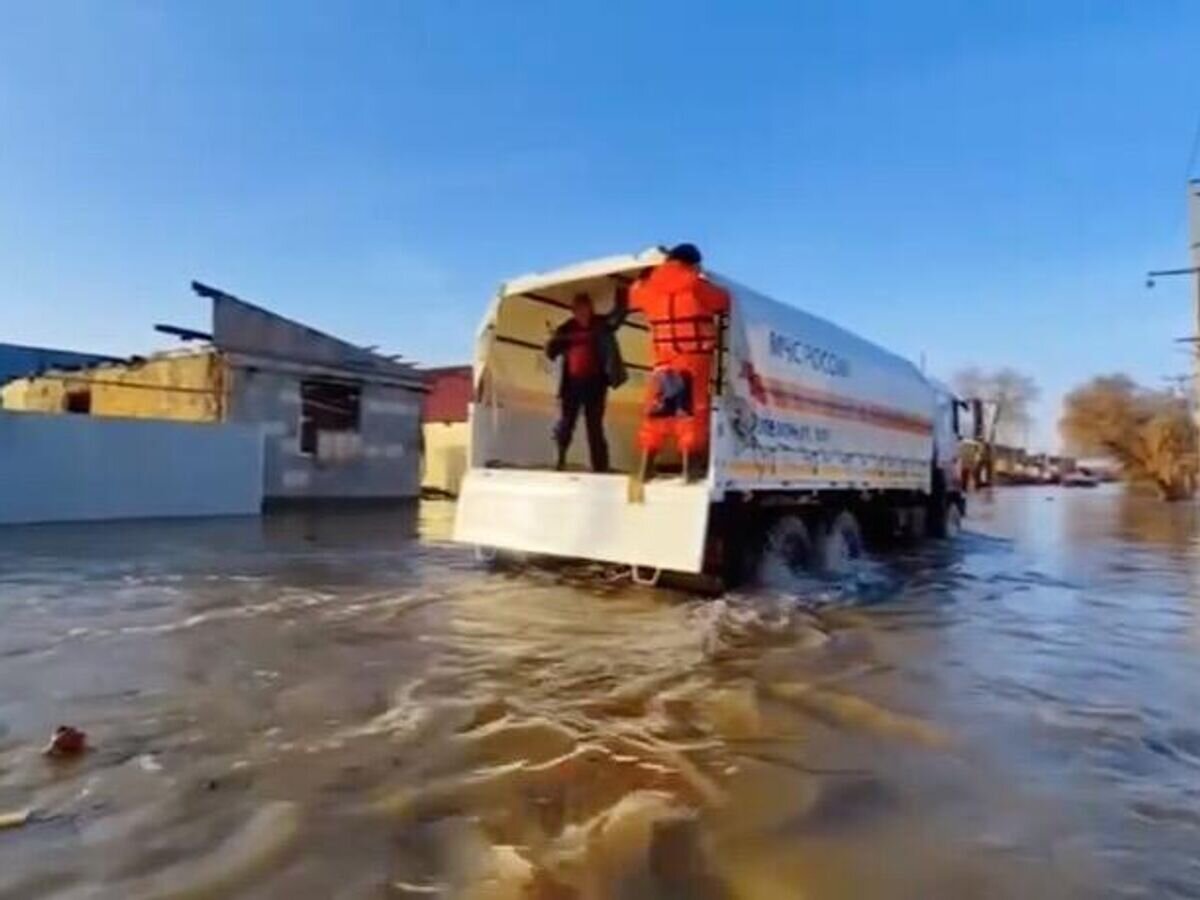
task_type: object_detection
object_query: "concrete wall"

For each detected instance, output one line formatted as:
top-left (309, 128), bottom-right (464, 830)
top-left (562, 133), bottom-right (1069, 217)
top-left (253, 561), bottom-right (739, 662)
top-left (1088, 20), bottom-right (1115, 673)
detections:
top-left (3, 352), bottom-right (423, 503)
top-left (2, 368), bottom-right (70, 411)
top-left (226, 366), bottom-right (422, 500)
top-left (1, 351), bottom-right (221, 422)
top-left (0, 410), bottom-right (263, 525)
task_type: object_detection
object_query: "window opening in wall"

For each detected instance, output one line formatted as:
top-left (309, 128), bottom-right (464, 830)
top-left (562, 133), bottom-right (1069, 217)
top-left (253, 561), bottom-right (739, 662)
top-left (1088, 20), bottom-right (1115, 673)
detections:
top-left (299, 379), bottom-right (362, 455)
top-left (64, 388), bottom-right (92, 414)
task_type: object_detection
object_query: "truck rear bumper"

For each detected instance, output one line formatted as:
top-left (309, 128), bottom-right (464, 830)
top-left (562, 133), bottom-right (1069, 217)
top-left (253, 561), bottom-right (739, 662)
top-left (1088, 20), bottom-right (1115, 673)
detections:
top-left (453, 469), bottom-right (712, 573)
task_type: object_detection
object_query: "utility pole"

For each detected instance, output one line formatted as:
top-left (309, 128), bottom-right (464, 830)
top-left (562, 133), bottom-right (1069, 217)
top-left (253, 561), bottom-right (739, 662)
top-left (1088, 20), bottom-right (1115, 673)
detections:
top-left (1189, 179), bottom-right (1200, 431)
top-left (1146, 178), bottom-right (1200, 430)
top-left (1143, 180), bottom-right (1200, 498)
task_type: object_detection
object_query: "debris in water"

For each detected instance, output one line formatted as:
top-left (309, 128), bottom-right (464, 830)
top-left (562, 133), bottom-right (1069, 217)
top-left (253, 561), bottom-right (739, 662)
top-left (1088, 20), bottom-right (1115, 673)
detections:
top-left (43, 725), bottom-right (88, 759)
top-left (137, 754), bottom-right (164, 774)
top-left (0, 809), bottom-right (31, 830)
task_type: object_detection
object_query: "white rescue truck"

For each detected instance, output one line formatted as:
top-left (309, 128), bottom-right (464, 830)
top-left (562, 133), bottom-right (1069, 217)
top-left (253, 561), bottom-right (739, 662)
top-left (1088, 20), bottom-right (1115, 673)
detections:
top-left (454, 248), bottom-right (964, 586)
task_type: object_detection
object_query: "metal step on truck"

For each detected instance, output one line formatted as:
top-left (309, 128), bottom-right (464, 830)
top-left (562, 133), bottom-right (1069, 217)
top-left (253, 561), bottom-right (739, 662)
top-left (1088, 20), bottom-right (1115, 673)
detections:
top-left (453, 247), bottom-right (965, 588)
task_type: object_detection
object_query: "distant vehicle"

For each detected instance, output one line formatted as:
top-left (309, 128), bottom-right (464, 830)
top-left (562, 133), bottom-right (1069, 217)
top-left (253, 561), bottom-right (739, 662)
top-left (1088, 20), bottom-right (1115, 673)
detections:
top-left (453, 248), bottom-right (965, 587)
top-left (1062, 471), bottom-right (1100, 488)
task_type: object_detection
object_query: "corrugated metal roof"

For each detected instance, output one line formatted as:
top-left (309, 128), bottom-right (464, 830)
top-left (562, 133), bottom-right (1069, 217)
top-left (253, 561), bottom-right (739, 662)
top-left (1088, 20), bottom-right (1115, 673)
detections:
top-left (200, 283), bottom-right (426, 389)
top-left (0, 343), bottom-right (119, 384)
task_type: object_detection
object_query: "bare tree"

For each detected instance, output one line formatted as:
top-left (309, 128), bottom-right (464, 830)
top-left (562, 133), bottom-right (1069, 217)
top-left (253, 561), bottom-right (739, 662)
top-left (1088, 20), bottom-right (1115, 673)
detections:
top-left (952, 366), bottom-right (1040, 446)
top-left (1059, 374), bottom-right (1197, 501)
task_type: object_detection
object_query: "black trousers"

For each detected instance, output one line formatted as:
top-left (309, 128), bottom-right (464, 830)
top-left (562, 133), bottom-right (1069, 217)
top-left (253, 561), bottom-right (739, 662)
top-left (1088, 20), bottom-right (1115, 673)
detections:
top-left (555, 376), bottom-right (610, 472)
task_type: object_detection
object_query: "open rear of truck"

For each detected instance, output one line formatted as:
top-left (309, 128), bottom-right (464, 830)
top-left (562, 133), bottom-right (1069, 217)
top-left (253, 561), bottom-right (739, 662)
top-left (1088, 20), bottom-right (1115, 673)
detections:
top-left (453, 249), bottom-right (718, 573)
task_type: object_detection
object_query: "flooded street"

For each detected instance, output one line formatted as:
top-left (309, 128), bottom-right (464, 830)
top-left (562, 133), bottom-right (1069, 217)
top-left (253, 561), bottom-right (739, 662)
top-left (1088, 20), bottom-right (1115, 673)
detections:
top-left (1, 487), bottom-right (1199, 899)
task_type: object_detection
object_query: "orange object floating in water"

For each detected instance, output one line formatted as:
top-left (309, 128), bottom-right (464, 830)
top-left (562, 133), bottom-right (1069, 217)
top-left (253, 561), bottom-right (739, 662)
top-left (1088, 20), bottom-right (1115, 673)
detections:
top-left (43, 725), bottom-right (88, 758)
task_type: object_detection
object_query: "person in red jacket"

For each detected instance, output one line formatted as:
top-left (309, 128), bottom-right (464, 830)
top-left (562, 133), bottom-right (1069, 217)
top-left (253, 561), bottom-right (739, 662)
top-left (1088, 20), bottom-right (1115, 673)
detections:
top-left (628, 243), bottom-right (730, 498)
top-left (545, 291), bottom-right (628, 472)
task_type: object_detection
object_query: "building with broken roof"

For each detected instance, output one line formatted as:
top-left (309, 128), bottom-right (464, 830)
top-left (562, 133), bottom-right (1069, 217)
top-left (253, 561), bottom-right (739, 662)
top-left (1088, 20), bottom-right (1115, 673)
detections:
top-left (1, 283), bottom-right (426, 504)
top-left (0, 342), bottom-right (118, 386)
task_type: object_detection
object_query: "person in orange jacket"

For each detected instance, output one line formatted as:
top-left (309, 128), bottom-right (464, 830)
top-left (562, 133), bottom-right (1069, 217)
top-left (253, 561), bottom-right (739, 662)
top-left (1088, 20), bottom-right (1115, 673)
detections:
top-left (627, 243), bottom-right (730, 499)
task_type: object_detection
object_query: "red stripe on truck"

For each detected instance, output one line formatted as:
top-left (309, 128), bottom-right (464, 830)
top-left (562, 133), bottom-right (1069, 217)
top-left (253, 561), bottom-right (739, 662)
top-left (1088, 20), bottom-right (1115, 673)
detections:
top-left (759, 377), bottom-right (933, 436)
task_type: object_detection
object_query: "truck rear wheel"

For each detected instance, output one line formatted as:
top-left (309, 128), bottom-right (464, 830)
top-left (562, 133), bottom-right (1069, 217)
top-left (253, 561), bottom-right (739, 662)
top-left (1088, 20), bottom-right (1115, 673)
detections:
top-left (816, 510), bottom-right (864, 576)
top-left (760, 513), bottom-right (814, 583)
top-left (899, 505), bottom-right (927, 543)
top-left (926, 466), bottom-right (963, 539)
top-left (928, 497), bottom-right (963, 539)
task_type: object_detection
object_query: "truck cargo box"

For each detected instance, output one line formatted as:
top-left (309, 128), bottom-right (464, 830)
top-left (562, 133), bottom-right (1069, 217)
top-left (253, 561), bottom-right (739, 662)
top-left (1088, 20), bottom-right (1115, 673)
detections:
top-left (454, 249), bottom-right (944, 575)
top-left (717, 281), bottom-right (934, 494)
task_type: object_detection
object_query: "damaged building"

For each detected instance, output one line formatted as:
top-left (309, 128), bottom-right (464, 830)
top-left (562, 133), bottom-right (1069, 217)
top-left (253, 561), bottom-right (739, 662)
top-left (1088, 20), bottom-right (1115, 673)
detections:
top-left (1, 282), bottom-right (426, 504)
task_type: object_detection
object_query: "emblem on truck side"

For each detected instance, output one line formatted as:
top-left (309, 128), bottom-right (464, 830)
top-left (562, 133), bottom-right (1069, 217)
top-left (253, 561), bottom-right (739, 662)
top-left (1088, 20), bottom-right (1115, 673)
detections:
top-left (739, 360), bottom-right (769, 404)
top-left (729, 396), bottom-right (760, 448)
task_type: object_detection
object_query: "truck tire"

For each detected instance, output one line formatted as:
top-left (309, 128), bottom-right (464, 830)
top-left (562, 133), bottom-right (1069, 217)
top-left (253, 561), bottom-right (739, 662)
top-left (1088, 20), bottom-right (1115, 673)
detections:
top-left (760, 513), bottom-right (814, 583)
top-left (816, 510), bottom-right (864, 576)
top-left (926, 466), bottom-right (963, 539)
top-left (894, 505), bottom-right (927, 543)
top-left (928, 497), bottom-right (962, 539)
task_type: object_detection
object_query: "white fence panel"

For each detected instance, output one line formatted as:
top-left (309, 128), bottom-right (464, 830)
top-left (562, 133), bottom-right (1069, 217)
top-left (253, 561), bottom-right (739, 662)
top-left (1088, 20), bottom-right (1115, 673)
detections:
top-left (0, 411), bottom-right (263, 525)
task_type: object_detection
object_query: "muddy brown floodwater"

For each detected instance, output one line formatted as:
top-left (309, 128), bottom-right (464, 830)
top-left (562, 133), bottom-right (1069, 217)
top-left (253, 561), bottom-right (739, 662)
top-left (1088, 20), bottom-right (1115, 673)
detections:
top-left (0, 487), bottom-right (1198, 899)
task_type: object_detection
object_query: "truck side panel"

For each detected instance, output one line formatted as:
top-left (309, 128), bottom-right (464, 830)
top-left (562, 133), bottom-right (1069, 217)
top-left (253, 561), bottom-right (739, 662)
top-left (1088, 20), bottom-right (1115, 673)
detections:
top-left (716, 283), bottom-right (935, 494)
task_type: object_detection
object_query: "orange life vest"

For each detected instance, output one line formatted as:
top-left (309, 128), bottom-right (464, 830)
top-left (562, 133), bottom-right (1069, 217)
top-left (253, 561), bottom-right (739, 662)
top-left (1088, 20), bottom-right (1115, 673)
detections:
top-left (629, 260), bottom-right (731, 361)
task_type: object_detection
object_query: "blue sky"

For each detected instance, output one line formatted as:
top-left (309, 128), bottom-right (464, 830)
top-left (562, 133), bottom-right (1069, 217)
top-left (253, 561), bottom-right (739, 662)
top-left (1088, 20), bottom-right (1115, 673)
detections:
top-left (2, 1), bottom-right (1198, 448)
